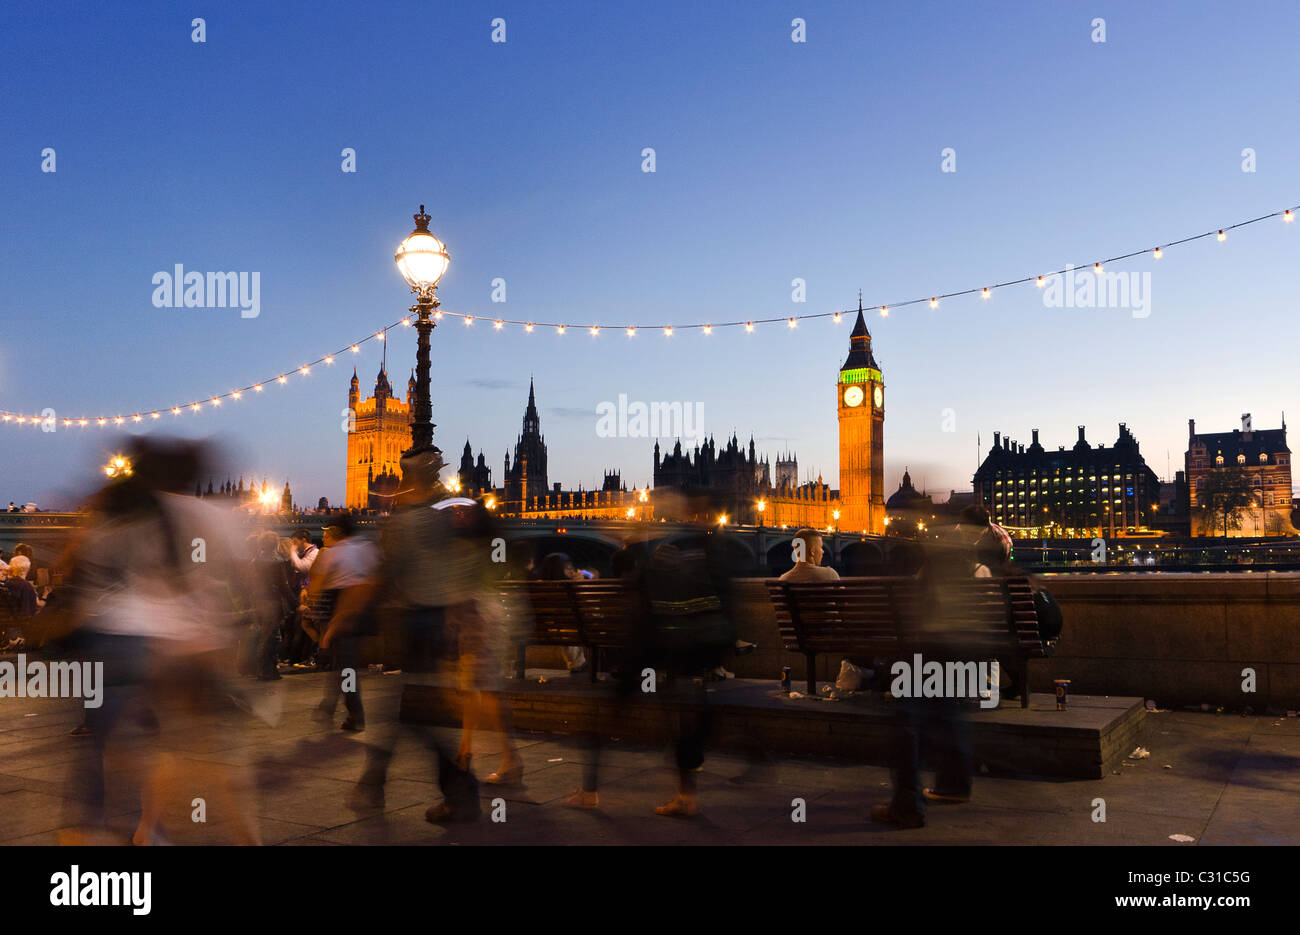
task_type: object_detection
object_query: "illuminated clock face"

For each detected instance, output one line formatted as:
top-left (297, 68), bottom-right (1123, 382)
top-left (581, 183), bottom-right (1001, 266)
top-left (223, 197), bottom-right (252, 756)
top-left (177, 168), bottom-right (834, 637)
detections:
top-left (873, 386), bottom-right (883, 408)
top-left (843, 386), bottom-right (864, 408)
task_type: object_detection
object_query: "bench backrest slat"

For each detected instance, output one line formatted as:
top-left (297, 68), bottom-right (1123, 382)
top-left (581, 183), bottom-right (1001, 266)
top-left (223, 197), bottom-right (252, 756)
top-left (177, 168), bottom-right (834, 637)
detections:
top-left (766, 575), bottom-right (1048, 660)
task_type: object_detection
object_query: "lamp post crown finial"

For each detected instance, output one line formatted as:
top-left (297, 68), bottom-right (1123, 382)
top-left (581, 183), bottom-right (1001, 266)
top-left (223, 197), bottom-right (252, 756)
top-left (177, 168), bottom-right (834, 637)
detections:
top-left (414, 205), bottom-right (431, 231)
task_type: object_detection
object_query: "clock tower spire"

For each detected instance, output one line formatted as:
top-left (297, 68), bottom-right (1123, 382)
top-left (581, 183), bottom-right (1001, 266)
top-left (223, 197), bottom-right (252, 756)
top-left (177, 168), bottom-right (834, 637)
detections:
top-left (837, 297), bottom-right (885, 534)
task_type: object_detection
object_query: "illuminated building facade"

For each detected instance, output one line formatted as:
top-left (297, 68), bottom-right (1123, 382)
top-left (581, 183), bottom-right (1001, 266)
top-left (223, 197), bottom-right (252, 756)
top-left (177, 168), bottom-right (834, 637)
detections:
top-left (974, 424), bottom-right (1160, 538)
top-left (836, 301), bottom-right (886, 534)
top-left (1186, 414), bottom-right (1295, 537)
top-left (345, 365), bottom-right (413, 510)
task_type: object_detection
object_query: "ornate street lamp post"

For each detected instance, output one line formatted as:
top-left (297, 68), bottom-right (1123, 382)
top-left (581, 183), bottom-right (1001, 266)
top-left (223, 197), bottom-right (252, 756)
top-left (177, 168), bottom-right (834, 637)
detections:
top-left (394, 205), bottom-right (450, 461)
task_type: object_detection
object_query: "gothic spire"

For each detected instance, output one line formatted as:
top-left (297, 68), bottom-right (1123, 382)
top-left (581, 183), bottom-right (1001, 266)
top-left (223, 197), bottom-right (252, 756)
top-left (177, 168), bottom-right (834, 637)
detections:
top-left (842, 292), bottom-right (878, 371)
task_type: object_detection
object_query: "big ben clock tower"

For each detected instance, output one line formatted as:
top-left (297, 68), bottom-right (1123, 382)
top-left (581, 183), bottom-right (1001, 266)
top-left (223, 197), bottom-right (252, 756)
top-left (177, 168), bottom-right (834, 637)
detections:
top-left (837, 298), bottom-right (885, 534)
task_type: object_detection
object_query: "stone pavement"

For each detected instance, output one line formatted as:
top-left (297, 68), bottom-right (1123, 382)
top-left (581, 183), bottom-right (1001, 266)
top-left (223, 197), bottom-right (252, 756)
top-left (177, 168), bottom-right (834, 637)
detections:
top-left (1, 670), bottom-right (1297, 845)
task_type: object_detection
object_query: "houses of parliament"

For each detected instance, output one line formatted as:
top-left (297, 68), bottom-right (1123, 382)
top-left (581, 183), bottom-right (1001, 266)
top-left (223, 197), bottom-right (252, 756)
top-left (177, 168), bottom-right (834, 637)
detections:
top-left (344, 364), bottom-right (415, 510)
top-left (343, 303), bottom-right (888, 530)
top-left (647, 300), bottom-right (886, 532)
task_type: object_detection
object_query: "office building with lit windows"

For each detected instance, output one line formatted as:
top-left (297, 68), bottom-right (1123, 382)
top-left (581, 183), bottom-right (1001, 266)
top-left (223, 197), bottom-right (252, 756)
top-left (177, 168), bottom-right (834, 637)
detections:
top-left (974, 424), bottom-right (1160, 538)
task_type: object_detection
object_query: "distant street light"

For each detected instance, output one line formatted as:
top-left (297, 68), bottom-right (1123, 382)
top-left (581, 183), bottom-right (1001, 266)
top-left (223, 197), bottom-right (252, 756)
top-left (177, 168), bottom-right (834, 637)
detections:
top-left (103, 455), bottom-right (132, 479)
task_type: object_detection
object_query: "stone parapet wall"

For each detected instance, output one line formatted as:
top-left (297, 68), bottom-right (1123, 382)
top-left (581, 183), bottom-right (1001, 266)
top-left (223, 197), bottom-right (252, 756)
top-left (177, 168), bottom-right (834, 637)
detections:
top-left (722, 574), bottom-right (1300, 710)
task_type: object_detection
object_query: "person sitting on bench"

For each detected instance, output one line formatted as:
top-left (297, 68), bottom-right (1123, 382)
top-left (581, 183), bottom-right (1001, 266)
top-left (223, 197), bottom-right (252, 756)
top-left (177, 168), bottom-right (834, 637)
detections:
top-left (779, 529), bottom-right (840, 582)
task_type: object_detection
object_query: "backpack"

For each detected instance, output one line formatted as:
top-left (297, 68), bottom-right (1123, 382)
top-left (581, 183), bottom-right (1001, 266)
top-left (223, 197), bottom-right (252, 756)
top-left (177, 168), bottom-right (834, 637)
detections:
top-left (641, 542), bottom-right (735, 658)
top-left (1033, 588), bottom-right (1063, 644)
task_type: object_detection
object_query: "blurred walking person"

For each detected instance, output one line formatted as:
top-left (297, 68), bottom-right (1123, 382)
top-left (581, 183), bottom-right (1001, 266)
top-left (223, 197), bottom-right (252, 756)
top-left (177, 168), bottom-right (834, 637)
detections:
top-left (244, 531), bottom-right (296, 680)
top-left (347, 451), bottom-right (481, 823)
top-left (55, 437), bottom-right (260, 845)
top-left (309, 515), bottom-right (379, 731)
top-left (447, 503), bottom-right (523, 785)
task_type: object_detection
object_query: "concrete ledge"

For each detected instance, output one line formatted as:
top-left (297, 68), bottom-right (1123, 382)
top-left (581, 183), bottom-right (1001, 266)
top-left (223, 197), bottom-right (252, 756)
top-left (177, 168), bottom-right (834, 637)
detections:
top-left (402, 676), bottom-right (1144, 780)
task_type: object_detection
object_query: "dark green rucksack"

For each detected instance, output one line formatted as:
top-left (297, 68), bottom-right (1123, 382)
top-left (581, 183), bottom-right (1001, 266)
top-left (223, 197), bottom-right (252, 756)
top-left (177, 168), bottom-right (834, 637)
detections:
top-left (642, 542), bottom-right (735, 657)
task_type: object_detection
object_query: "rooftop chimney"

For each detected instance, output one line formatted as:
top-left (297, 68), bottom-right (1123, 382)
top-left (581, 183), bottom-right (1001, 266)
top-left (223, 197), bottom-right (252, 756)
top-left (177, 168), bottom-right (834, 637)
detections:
top-left (1077, 426), bottom-right (1086, 443)
top-left (993, 431), bottom-right (1001, 449)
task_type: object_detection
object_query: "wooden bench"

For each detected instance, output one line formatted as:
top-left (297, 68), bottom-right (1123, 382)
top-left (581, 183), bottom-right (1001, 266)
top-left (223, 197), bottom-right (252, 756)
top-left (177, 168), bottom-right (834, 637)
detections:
top-left (765, 575), bottom-right (1053, 706)
top-left (501, 580), bottom-right (637, 682)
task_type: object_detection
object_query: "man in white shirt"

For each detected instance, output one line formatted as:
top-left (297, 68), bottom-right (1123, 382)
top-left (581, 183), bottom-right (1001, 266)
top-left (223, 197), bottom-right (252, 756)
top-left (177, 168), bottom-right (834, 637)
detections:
top-left (309, 515), bottom-right (380, 731)
top-left (281, 527), bottom-right (319, 577)
top-left (779, 529), bottom-right (841, 582)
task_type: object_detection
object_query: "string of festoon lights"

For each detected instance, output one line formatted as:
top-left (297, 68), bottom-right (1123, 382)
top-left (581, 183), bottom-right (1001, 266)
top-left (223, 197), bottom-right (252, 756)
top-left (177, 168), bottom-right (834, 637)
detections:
top-left (1, 202), bottom-right (1295, 430)
top-left (0, 318), bottom-right (408, 430)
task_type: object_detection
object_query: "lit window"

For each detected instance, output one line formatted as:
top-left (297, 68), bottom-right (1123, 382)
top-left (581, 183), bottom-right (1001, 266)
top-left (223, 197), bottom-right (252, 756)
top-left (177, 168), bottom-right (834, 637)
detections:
top-left (1260, 452), bottom-right (1268, 463)
top-left (1237, 454), bottom-right (1246, 465)
top-left (1215, 456), bottom-right (1224, 466)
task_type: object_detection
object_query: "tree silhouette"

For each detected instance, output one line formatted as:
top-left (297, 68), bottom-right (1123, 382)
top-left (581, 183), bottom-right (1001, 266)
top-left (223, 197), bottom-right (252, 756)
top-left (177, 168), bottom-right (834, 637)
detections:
top-left (1196, 468), bottom-right (1253, 537)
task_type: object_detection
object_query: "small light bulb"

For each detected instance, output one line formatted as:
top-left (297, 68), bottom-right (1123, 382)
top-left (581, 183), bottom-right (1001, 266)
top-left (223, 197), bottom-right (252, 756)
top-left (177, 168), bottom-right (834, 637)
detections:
top-left (494, 320), bottom-right (503, 330)
top-left (171, 408), bottom-right (180, 415)
top-left (351, 345), bottom-right (359, 353)
top-left (377, 331), bottom-right (385, 340)
top-left (1036, 276), bottom-right (1045, 287)
top-left (191, 403), bottom-right (200, 412)
top-left (703, 324), bottom-right (712, 334)
top-left (525, 323), bottom-right (534, 332)
top-left (464, 316), bottom-right (473, 326)
top-left (1217, 229), bottom-right (1226, 241)
top-left (626, 327), bottom-right (636, 337)
top-left (278, 375), bottom-right (287, 384)
top-left (211, 397), bottom-right (221, 406)
top-left (151, 411), bottom-right (160, 419)
top-left (402, 317), bottom-right (411, 326)
top-left (1153, 247), bottom-right (1163, 259)
top-left (1094, 263), bottom-right (1103, 274)
top-left (254, 384), bottom-right (263, 392)
top-left (132, 414), bottom-right (142, 422)
top-left (299, 366), bottom-right (309, 375)
top-left (787, 318), bottom-right (796, 328)
top-left (745, 322), bottom-right (754, 332)
top-left (589, 326), bottom-right (599, 336)
top-left (324, 356), bottom-right (333, 364)
top-left (879, 306), bottom-right (888, 317)
top-left (929, 297), bottom-right (938, 308)
top-left (664, 326), bottom-right (673, 337)
top-left (833, 312), bottom-right (841, 323)
top-left (557, 325), bottom-right (566, 334)
top-left (1286, 210), bottom-right (1294, 223)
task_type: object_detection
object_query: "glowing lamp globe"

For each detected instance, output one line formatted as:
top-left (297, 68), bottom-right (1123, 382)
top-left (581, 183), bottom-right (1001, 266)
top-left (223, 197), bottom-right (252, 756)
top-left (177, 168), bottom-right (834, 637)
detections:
top-left (395, 205), bottom-right (449, 290)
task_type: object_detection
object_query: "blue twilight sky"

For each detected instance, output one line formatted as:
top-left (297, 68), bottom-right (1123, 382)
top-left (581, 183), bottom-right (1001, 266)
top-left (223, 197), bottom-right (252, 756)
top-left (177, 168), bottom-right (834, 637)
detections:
top-left (2, 0), bottom-right (1298, 509)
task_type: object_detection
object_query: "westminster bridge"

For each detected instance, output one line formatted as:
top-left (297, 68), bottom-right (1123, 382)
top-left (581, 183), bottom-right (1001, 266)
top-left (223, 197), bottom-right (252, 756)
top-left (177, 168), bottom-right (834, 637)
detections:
top-left (0, 511), bottom-right (905, 577)
top-left (5, 510), bottom-right (1300, 576)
